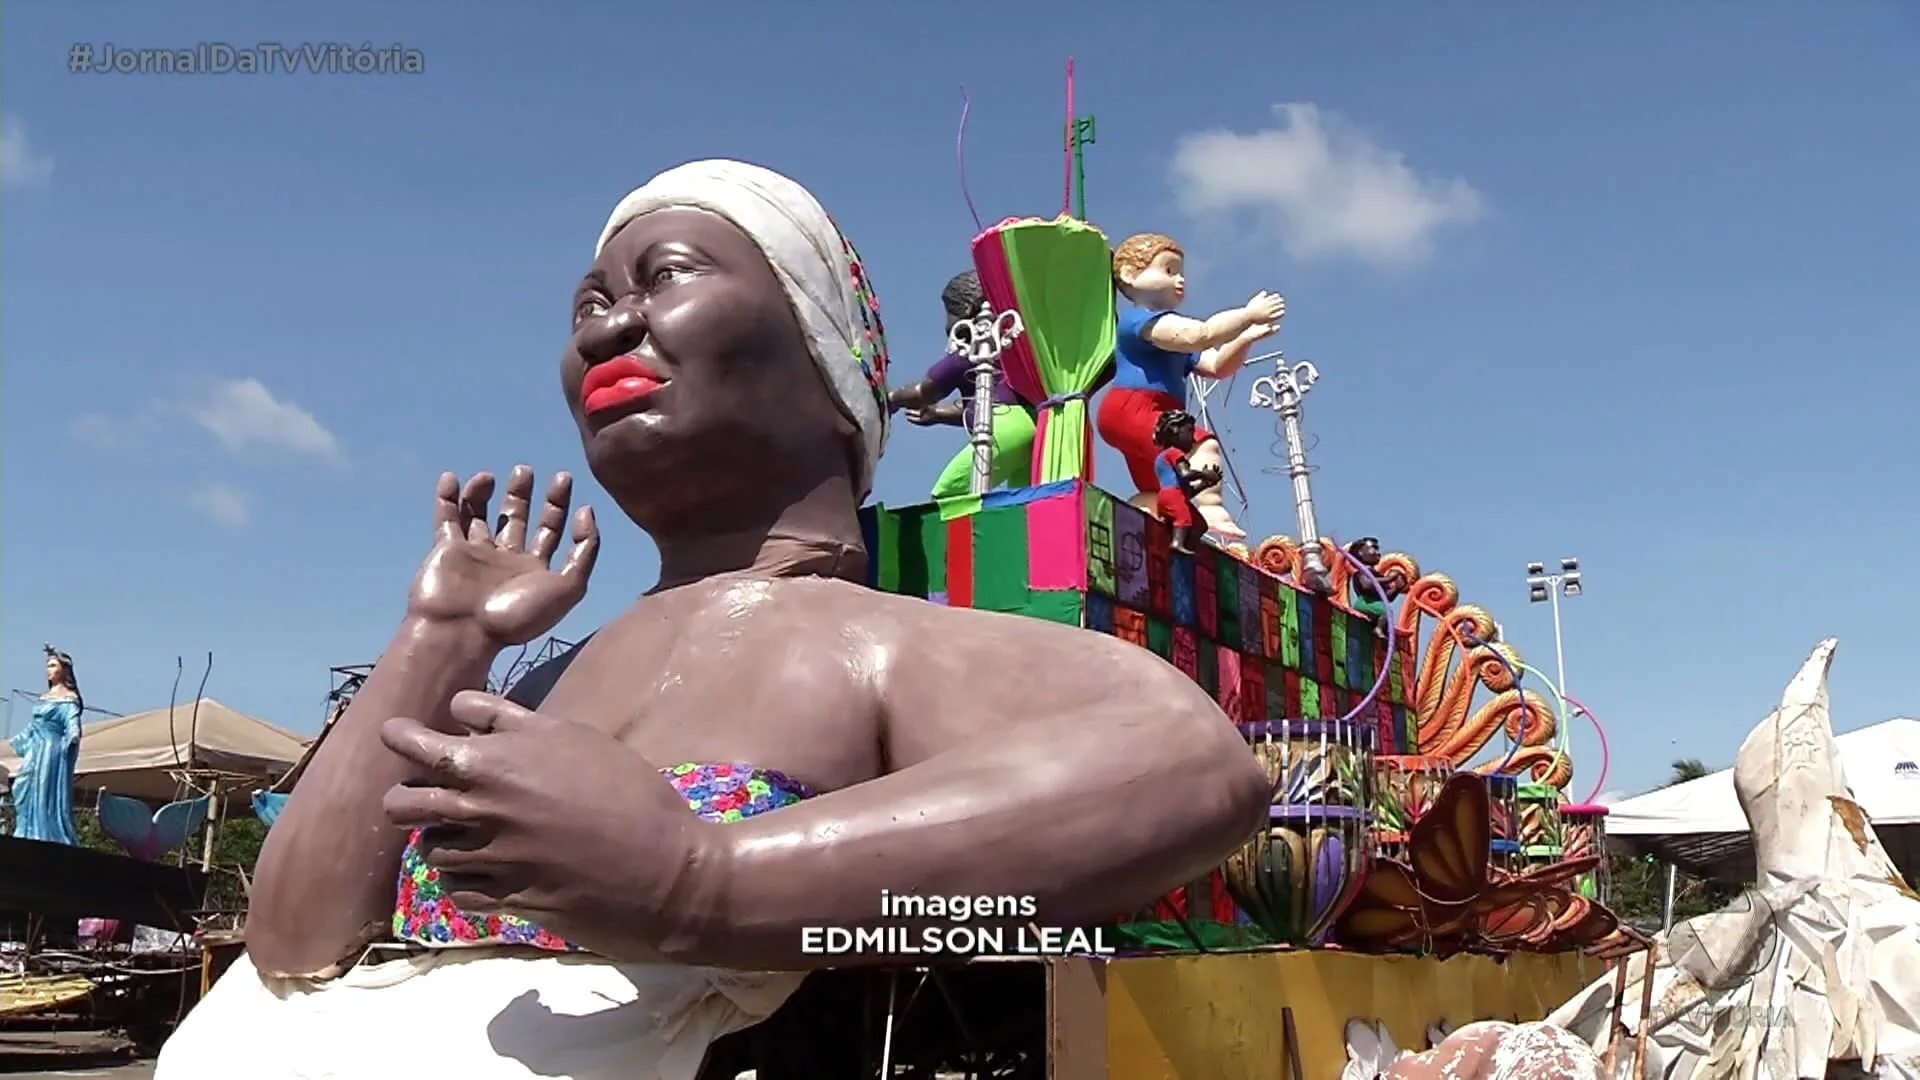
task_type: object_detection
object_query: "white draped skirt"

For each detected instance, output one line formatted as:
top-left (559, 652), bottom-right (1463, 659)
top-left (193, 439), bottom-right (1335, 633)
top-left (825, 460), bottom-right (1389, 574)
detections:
top-left (154, 948), bottom-right (805, 1080)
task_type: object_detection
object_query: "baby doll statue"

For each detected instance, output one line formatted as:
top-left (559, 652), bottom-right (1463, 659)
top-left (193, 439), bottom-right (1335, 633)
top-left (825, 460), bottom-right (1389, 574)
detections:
top-left (1151, 409), bottom-right (1220, 555)
top-left (1096, 232), bottom-right (1282, 539)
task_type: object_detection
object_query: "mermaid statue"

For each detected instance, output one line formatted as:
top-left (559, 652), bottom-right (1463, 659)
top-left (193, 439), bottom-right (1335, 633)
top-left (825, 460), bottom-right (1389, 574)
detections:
top-left (9, 644), bottom-right (84, 846)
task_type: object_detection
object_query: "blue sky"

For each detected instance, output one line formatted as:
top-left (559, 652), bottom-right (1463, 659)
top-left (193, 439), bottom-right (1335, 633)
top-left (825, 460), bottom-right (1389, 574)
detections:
top-left (3, 1), bottom-right (1913, 800)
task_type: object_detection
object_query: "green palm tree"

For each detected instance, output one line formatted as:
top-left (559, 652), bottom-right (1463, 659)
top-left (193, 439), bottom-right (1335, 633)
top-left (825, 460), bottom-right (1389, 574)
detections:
top-left (1667, 758), bottom-right (1712, 786)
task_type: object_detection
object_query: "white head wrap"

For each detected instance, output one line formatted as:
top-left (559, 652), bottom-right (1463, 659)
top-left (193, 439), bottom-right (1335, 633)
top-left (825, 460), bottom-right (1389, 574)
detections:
top-left (594, 160), bottom-right (890, 498)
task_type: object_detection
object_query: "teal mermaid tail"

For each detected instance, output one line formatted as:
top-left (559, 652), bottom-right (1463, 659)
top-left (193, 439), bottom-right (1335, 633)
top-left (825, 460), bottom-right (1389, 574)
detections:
top-left (96, 790), bottom-right (212, 862)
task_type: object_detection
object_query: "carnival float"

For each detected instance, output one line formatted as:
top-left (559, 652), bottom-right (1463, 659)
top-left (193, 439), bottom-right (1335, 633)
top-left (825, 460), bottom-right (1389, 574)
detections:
top-left (795, 63), bottom-right (1652, 1078)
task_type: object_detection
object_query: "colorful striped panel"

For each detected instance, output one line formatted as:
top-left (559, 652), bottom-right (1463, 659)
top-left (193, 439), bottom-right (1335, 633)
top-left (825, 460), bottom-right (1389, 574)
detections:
top-left (1197, 639), bottom-right (1218, 698)
top-left (970, 508), bottom-right (1029, 612)
top-left (1194, 556), bottom-right (1219, 638)
top-left (1146, 520), bottom-right (1172, 617)
top-left (944, 516), bottom-right (974, 607)
top-left (1086, 591), bottom-right (1114, 634)
top-left (1295, 592), bottom-right (1316, 673)
top-left (1330, 610), bottom-right (1350, 690)
top-left (1114, 508), bottom-right (1148, 608)
top-left (1215, 645), bottom-right (1242, 720)
top-left (1239, 661), bottom-right (1266, 726)
top-left (1082, 488), bottom-right (1116, 596)
top-left (1146, 614), bottom-right (1172, 660)
top-left (1171, 626), bottom-right (1199, 681)
top-left (1237, 564), bottom-right (1263, 657)
top-left (1170, 554), bottom-right (1197, 628)
top-left (1264, 663), bottom-right (1288, 718)
top-left (1019, 589), bottom-right (1083, 627)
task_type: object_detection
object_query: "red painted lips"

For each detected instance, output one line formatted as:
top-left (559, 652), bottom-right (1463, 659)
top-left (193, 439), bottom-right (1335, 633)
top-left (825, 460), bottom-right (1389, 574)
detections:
top-left (581, 355), bottom-right (667, 415)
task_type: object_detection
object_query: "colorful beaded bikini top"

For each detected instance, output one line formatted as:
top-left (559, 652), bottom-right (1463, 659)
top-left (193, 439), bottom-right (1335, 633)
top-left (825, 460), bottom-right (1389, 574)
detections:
top-left (393, 761), bottom-right (814, 950)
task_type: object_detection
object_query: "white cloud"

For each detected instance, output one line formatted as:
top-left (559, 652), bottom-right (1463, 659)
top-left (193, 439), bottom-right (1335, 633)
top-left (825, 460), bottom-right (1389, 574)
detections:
top-left (189, 483), bottom-right (250, 527)
top-left (185, 377), bottom-right (341, 460)
top-left (1170, 103), bottom-right (1485, 269)
top-left (1, 115), bottom-right (54, 187)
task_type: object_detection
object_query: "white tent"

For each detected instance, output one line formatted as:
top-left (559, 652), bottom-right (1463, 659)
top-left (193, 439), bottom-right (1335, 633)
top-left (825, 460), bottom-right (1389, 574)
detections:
top-left (0, 697), bottom-right (311, 805)
top-left (1607, 716), bottom-right (1920, 883)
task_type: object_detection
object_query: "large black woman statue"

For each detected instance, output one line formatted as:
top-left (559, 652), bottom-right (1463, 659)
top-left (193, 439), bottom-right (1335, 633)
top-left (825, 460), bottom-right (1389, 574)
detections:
top-left (156, 161), bottom-right (1268, 1079)
top-left (7, 645), bottom-right (83, 845)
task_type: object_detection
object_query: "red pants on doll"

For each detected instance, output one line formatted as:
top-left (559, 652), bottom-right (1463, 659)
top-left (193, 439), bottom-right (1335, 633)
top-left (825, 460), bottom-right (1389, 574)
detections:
top-left (1096, 387), bottom-right (1214, 492)
top-left (1156, 487), bottom-right (1198, 528)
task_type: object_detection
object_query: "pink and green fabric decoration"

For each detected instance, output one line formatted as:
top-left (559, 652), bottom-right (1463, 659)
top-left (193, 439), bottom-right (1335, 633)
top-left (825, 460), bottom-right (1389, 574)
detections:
top-left (970, 216), bottom-right (1115, 485)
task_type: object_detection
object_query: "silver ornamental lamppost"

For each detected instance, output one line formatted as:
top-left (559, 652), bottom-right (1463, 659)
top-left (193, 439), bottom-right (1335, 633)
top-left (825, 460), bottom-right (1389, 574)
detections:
top-left (946, 303), bottom-right (1025, 496)
top-left (1249, 352), bottom-right (1331, 594)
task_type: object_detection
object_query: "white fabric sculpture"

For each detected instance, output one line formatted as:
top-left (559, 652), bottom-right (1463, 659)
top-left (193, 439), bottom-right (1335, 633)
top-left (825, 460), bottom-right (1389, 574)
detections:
top-left (1341, 1017), bottom-right (1603, 1080)
top-left (1549, 639), bottom-right (1920, 1079)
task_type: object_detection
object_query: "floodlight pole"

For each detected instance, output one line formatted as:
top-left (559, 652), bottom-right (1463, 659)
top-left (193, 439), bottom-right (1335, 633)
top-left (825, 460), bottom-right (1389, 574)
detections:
top-left (1525, 558), bottom-right (1583, 702)
top-left (1549, 583), bottom-right (1568, 700)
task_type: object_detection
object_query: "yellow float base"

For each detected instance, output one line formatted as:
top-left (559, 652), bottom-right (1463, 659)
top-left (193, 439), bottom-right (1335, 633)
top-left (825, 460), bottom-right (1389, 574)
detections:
top-left (1047, 950), bottom-right (1602, 1079)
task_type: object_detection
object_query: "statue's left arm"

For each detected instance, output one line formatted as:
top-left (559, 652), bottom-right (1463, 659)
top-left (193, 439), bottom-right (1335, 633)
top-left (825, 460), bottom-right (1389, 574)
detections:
top-left (630, 610), bottom-right (1270, 968)
top-left (887, 353), bottom-right (970, 411)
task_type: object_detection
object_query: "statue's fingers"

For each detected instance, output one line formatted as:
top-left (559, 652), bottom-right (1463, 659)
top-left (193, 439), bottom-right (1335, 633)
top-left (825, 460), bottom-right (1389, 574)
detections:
top-left (495, 465), bottom-right (536, 552)
top-left (460, 473), bottom-right (497, 544)
top-left (558, 506), bottom-right (599, 583)
top-left (382, 783), bottom-right (485, 829)
top-left (433, 472), bottom-right (464, 543)
top-left (527, 473), bottom-right (573, 564)
top-left (380, 716), bottom-right (481, 788)
top-left (448, 689), bottom-right (543, 736)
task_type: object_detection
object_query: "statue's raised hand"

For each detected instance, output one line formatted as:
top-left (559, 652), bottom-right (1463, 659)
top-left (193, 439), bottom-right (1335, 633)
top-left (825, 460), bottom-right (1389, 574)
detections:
top-left (409, 467), bottom-right (599, 646)
top-left (1242, 291), bottom-right (1285, 326)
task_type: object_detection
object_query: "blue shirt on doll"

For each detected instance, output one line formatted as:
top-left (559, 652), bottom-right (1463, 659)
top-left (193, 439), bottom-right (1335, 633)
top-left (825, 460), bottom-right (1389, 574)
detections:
top-left (1113, 307), bottom-right (1197, 401)
top-left (1153, 447), bottom-right (1186, 490)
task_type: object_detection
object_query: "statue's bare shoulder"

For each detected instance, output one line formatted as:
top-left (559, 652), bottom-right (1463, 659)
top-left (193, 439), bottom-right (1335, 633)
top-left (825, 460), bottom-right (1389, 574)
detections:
top-left (783, 580), bottom-right (1236, 768)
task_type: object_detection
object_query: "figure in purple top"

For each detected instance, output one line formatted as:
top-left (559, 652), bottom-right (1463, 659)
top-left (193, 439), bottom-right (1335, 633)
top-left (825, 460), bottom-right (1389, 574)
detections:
top-left (885, 271), bottom-right (1040, 498)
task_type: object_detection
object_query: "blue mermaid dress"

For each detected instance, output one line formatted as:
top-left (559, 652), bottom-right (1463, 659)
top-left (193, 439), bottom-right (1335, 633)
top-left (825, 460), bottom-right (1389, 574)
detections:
top-left (9, 696), bottom-right (82, 845)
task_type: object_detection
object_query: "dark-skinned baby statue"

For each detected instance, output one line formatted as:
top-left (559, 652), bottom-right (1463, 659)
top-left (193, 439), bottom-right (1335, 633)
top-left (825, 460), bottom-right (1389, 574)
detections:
top-left (885, 269), bottom-right (1041, 497)
top-left (1150, 408), bottom-right (1221, 556)
top-left (157, 161), bottom-right (1269, 1080)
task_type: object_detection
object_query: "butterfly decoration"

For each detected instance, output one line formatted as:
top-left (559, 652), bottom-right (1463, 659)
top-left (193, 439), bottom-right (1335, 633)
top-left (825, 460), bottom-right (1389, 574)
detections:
top-left (1334, 772), bottom-right (1642, 957)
